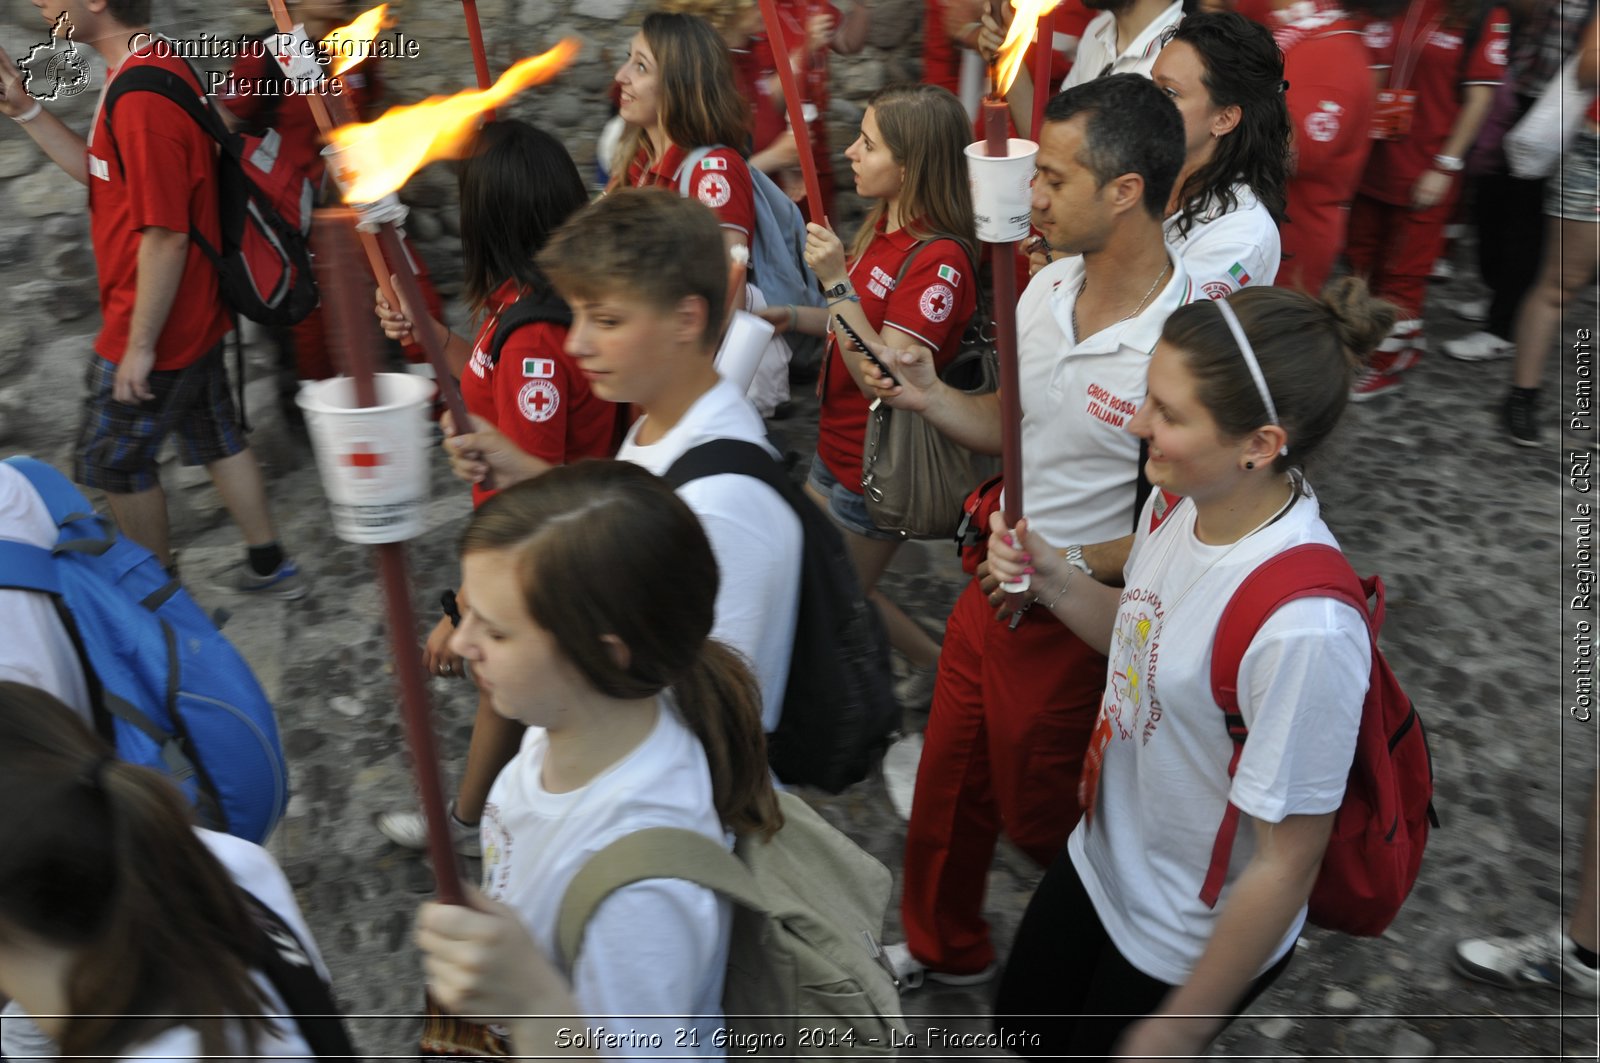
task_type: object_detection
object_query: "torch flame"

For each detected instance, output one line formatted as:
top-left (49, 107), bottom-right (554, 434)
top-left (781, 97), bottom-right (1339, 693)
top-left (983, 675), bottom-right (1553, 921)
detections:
top-left (327, 40), bottom-right (581, 204)
top-left (322, 3), bottom-right (389, 78)
top-left (993, 0), bottom-right (1063, 98)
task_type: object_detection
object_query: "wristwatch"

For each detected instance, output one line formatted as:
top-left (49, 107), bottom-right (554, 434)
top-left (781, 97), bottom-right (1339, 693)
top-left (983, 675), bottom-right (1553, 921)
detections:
top-left (1064, 544), bottom-right (1093, 578)
top-left (1432, 154), bottom-right (1464, 173)
top-left (823, 280), bottom-right (853, 301)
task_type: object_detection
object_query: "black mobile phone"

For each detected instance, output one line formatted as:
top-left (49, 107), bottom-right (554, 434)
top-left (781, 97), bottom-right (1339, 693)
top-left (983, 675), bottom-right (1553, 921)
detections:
top-left (835, 315), bottom-right (898, 385)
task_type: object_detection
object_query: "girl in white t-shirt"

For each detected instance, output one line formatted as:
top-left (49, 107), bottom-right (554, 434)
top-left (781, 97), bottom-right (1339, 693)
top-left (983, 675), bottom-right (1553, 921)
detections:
top-left (983, 279), bottom-right (1394, 1060)
top-left (0, 682), bottom-right (337, 1063)
top-left (442, 460), bottom-right (782, 1057)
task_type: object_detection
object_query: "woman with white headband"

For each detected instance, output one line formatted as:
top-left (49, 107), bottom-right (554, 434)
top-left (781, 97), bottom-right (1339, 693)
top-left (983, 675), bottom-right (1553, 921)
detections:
top-left (984, 278), bottom-right (1396, 1060)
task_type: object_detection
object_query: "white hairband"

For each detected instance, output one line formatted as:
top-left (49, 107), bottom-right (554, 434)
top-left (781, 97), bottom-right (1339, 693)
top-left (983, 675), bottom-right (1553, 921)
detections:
top-left (1214, 298), bottom-right (1289, 457)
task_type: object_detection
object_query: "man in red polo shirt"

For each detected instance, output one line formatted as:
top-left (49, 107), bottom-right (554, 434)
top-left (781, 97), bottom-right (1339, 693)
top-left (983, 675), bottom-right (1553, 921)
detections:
top-left (1271, 0), bottom-right (1382, 296)
top-left (0, 0), bottom-right (305, 596)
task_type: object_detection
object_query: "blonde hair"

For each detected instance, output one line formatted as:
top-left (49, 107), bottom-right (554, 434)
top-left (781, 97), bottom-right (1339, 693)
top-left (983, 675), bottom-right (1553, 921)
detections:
top-left (610, 12), bottom-right (752, 184)
top-left (847, 83), bottom-right (978, 267)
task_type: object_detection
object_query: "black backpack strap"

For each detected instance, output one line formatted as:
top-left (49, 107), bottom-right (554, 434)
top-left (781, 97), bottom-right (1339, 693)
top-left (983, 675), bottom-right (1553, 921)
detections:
top-left (239, 890), bottom-right (358, 1061)
top-left (662, 438), bottom-right (793, 500)
top-left (487, 290), bottom-right (573, 367)
top-left (101, 62), bottom-right (231, 270)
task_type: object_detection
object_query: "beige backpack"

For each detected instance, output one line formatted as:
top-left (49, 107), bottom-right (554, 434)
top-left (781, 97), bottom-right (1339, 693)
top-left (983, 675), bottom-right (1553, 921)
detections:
top-left (556, 791), bottom-right (908, 1056)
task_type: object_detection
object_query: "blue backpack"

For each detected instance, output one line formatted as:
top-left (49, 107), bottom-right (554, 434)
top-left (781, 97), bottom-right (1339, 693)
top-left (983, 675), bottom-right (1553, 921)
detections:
top-left (678, 145), bottom-right (823, 324)
top-left (0, 457), bottom-right (287, 842)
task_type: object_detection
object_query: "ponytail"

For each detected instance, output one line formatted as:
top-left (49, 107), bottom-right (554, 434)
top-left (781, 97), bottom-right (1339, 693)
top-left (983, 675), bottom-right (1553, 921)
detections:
top-left (0, 683), bottom-right (273, 1061)
top-left (670, 641), bottom-right (783, 840)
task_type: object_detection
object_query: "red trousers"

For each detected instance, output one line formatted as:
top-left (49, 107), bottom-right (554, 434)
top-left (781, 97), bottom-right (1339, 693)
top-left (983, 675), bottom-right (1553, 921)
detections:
top-left (901, 578), bottom-right (1107, 972)
top-left (1344, 192), bottom-right (1456, 321)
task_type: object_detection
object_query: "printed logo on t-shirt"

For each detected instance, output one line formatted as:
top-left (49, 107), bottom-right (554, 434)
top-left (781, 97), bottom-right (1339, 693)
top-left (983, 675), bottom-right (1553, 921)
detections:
top-left (517, 379), bottom-right (561, 423)
top-left (871, 265), bottom-right (897, 291)
top-left (701, 156), bottom-right (728, 170)
top-left (1228, 261), bottom-right (1251, 286)
top-left (697, 172), bottom-right (732, 209)
top-left (919, 283), bottom-right (956, 323)
top-left (1486, 35), bottom-right (1508, 65)
top-left (1086, 381), bottom-right (1138, 429)
top-left (481, 802), bottom-right (511, 895)
top-left (1202, 280), bottom-right (1233, 301)
top-left (1106, 588), bottom-right (1165, 745)
top-left (522, 357), bottom-right (555, 379)
top-left (1426, 30), bottom-right (1461, 50)
top-left (469, 347), bottom-right (491, 378)
top-left (1305, 101), bottom-right (1343, 143)
top-left (937, 264), bottom-right (962, 287)
top-left (1363, 20), bottom-right (1393, 51)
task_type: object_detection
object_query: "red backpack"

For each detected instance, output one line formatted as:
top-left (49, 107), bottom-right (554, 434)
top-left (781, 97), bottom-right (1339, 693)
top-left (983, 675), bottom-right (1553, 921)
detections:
top-left (103, 59), bottom-right (317, 328)
top-left (1202, 543), bottom-right (1438, 936)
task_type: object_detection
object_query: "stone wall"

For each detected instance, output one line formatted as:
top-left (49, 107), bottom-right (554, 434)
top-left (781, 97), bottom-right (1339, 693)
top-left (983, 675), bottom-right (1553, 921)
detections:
top-left (0, 0), bottom-right (925, 446)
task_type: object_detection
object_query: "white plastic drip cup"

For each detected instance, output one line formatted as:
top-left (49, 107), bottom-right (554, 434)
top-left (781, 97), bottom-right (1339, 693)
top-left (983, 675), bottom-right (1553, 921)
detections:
top-left (297, 373), bottom-right (435, 545)
top-left (966, 139), bottom-right (1040, 244)
top-left (715, 309), bottom-right (777, 395)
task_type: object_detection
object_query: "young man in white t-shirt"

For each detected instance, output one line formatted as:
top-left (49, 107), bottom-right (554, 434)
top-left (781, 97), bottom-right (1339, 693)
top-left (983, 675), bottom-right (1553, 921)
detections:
top-left (861, 74), bottom-right (1193, 986)
top-left (444, 189), bottom-right (803, 731)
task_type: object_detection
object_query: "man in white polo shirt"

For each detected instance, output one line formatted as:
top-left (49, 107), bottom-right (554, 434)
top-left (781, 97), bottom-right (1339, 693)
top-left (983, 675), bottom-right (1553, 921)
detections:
top-left (1065, 0), bottom-right (1186, 88)
top-left (862, 75), bottom-right (1193, 987)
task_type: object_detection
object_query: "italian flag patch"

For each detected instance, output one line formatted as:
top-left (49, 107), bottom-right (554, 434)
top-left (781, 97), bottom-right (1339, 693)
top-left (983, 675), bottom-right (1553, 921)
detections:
top-left (937, 264), bottom-right (962, 286)
top-left (1228, 262), bottom-right (1251, 285)
top-left (700, 156), bottom-right (728, 170)
top-left (522, 357), bottom-right (555, 379)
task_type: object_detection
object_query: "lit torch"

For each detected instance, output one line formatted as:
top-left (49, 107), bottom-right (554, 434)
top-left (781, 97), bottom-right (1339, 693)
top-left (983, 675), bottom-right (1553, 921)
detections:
top-left (976, 0), bottom-right (1059, 598)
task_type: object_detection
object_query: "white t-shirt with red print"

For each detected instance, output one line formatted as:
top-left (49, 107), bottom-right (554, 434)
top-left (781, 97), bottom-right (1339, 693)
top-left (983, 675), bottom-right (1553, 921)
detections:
top-left (1068, 488), bottom-right (1369, 986)
top-left (1165, 182), bottom-right (1282, 301)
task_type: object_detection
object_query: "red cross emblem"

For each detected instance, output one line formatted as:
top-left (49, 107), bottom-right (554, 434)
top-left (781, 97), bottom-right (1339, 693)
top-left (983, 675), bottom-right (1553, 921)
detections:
top-left (526, 389), bottom-right (551, 414)
top-left (929, 292), bottom-right (948, 314)
top-left (342, 442), bottom-right (386, 479)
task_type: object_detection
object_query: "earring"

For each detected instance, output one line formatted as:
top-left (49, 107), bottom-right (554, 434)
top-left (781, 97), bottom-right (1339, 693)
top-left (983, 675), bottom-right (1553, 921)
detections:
top-left (1244, 461), bottom-right (1255, 470)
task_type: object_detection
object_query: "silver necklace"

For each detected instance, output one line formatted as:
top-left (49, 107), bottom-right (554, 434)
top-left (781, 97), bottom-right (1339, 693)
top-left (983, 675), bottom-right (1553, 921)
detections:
top-left (1071, 261), bottom-right (1170, 342)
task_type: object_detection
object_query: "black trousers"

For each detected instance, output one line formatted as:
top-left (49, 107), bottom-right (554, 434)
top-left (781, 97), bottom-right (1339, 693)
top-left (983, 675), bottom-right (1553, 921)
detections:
top-left (1472, 95), bottom-right (1549, 340)
top-left (992, 845), bottom-right (1295, 1062)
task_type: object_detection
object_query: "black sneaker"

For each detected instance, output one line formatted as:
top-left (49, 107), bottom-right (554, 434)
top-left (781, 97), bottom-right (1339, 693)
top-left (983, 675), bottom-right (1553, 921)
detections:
top-left (1503, 388), bottom-right (1542, 447)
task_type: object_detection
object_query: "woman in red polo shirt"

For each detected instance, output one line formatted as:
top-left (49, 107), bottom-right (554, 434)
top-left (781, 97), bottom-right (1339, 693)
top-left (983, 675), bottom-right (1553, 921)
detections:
top-left (1344, 0), bottom-right (1509, 400)
top-left (371, 120), bottom-right (621, 855)
top-left (609, 12), bottom-right (757, 254)
top-left (763, 83), bottom-right (978, 696)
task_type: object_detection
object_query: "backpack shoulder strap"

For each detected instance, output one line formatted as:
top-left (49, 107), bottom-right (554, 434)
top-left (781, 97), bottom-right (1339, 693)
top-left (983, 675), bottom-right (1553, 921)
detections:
top-left (0, 540), bottom-right (59, 595)
top-left (1198, 542), bottom-right (1372, 907)
top-left (487, 290), bottom-right (572, 367)
top-left (555, 826), bottom-right (768, 972)
top-left (662, 438), bottom-right (790, 497)
top-left (103, 62), bottom-right (229, 148)
top-left (238, 889), bottom-right (358, 1062)
top-left (676, 145), bottom-right (721, 196)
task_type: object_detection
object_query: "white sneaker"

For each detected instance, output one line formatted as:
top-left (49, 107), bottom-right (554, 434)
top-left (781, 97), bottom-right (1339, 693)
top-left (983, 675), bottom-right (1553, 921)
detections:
top-left (1442, 331), bottom-right (1515, 362)
top-left (1454, 929), bottom-right (1599, 999)
top-left (1430, 258), bottom-right (1456, 281)
top-left (375, 805), bottom-right (481, 858)
top-left (882, 942), bottom-right (998, 991)
top-left (1451, 296), bottom-right (1489, 323)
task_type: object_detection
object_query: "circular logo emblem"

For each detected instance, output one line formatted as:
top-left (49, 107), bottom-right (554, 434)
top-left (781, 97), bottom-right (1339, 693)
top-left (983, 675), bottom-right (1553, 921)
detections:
top-left (1305, 109), bottom-right (1341, 143)
top-left (1363, 20), bottom-right (1393, 51)
top-left (1486, 37), bottom-right (1507, 66)
top-left (45, 49), bottom-right (90, 98)
top-left (517, 380), bottom-right (560, 423)
top-left (697, 172), bottom-right (732, 210)
top-left (919, 282), bottom-right (956, 323)
top-left (1202, 280), bottom-right (1233, 301)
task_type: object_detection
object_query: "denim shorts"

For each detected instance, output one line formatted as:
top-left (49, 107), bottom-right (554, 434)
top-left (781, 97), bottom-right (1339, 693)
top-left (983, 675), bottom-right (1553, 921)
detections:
top-left (806, 453), bottom-right (899, 541)
top-left (1547, 126), bottom-right (1600, 223)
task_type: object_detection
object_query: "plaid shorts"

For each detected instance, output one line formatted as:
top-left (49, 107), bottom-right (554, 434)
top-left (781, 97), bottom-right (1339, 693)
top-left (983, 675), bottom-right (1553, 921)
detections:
top-left (74, 343), bottom-right (246, 494)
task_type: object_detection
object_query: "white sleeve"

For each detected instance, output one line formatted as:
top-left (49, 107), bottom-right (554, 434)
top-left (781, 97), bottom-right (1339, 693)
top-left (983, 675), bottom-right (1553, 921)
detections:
top-left (1178, 215), bottom-right (1282, 299)
top-left (571, 879), bottom-right (728, 1057)
top-left (1228, 596), bottom-right (1371, 823)
top-left (680, 478), bottom-right (802, 732)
